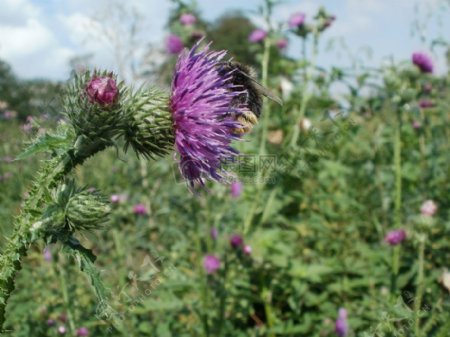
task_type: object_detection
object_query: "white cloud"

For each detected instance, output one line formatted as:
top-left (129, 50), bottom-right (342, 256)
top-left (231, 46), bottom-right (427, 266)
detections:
top-left (0, 0), bottom-right (40, 26)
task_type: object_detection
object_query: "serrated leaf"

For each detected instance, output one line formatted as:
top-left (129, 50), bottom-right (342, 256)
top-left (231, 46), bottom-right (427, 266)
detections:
top-left (16, 132), bottom-right (71, 160)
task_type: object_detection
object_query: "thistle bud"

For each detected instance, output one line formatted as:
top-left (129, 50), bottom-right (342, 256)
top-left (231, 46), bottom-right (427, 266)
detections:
top-left (42, 183), bottom-right (110, 237)
top-left (86, 76), bottom-right (119, 106)
top-left (64, 70), bottom-right (126, 141)
top-left (122, 88), bottom-right (174, 159)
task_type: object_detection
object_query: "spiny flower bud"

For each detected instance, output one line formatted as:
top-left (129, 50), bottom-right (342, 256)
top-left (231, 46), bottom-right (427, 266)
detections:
top-left (65, 190), bottom-right (111, 231)
top-left (42, 183), bottom-right (110, 237)
top-left (122, 87), bottom-right (174, 159)
top-left (86, 76), bottom-right (119, 106)
top-left (64, 70), bottom-right (127, 141)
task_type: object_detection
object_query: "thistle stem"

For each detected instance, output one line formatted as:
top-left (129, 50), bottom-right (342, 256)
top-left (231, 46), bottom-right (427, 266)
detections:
top-left (414, 236), bottom-right (426, 337)
top-left (0, 138), bottom-right (110, 331)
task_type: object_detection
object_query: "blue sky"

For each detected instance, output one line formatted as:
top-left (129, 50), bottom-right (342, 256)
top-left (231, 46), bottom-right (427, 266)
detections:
top-left (0, 0), bottom-right (448, 80)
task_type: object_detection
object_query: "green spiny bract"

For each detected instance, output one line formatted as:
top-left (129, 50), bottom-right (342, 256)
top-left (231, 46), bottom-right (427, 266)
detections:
top-left (40, 182), bottom-right (110, 241)
top-left (64, 70), bottom-right (128, 142)
top-left (122, 87), bottom-right (175, 159)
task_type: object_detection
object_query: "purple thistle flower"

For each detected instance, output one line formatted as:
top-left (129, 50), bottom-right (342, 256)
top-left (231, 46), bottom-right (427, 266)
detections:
top-left (76, 327), bottom-right (89, 336)
top-left (210, 227), bottom-right (218, 240)
top-left (133, 203), bottom-right (148, 215)
top-left (86, 76), bottom-right (118, 106)
top-left (249, 29), bottom-right (267, 43)
top-left (166, 34), bottom-right (184, 54)
top-left (203, 255), bottom-right (221, 274)
top-left (230, 181), bottom-right (243, 198)
top-left (230, 234), bottom-right (243, 248)
top-left (180, 13), bottom-right (197, 26)
top-left (335, 308), bottom-right (348, 337)
top-left (170, 42), bottom-right (244, 186)
top-left (288, 12), bottom-right (306, 28)
top-left (412, 52), bottom-right (433, 73)
top-left (276, 38), bottom-right (288, 50)
top-left (419, 99), bottom-right (434, 109)
top-left (384, 229), bottom-right (407, 246)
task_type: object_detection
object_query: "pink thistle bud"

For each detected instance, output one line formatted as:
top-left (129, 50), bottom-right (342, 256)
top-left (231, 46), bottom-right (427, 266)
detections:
top-left (180, 13), bottom-right (196, 26)
top-left (230, 181), bottom-right (243, 198)
top-left (288, 12), bottom-right (306, 29)
top-left (203, 255), bottom-right (221, 274)
top-left (412, 120), bottom-right (421, 129)
top-left (166, 34), bottom-right (184, 54)
top-left (76, 327), bottom-right (89, 336)
top-left (384, 229), bottom-right (407, 246)
top-left (243, 245), bottom-right (252, 255)
top-left (133, 203), bottom-right (148, 216)
top-left (276, 38), bottom-right (288, 50)
top-left (110, 194), bottom-right (127, 204)
top-left (420, 200), bottom-right (437, 216)
top-left (230, 234), bottom-right (243, 248)
top-left (249, 29), bottom-right (267, 43)
top-left (58, 326), bottom-right (67, 335)
top-left (85, 76), bottom-right (118, 106)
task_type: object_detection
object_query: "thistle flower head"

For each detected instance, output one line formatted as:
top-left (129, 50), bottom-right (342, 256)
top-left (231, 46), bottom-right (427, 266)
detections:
top-left (231, 181), bottom-right (243, 198)
top-left (230, 234), bottom-right (243, 248)
top-left (335, 308), bottom-right (348, 337)
top-left (180, 13), bottom-right (196, 26)
top-left (133, 203), bottom-right (148, 215)
top-left (276, 38), bottom-right (288, 50)
top-left (243, 245), bottom-right (252, 255)
top-left (412, 52), bottom-right (433, 73)
top-left (384, 229), bottom-right (407, 246)
top-left (170, 42), bottom-right (244, 186)
top-left (419, 99), bottom-right (434, 109)
top-left (203, 255), bottom-right (221, 274)
top-left (288, 13), bottom-right (306, 28)
top-left (249, 29), bottom-right (267, 43)
top-left (76, 327), bottom-right (89, 336)
top-left (166, 34), bottom-right (184, 54)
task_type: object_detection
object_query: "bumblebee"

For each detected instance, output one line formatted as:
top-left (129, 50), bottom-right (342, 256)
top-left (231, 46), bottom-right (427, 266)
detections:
top-left (218, 62), bottom-right (282, 135)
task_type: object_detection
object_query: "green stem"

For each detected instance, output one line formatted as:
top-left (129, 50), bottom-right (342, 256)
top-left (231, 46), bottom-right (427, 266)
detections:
top-left (394, 111), bottom-right (402, 228)
top-left (57, 265), bottom-right (76, 334)
top-left (0, 138), bottom-right (109, 331)
top-left (289, 33), bottom-right (319, 148)
top-left (414, 236), bottom-right (426, 337)
top-left (258, 32), bottom-right (271, 156)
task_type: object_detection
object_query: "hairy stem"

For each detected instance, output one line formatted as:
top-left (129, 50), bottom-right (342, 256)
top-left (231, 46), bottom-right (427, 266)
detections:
top-left (0, 138), bottom-right (109, 331)
top-left (414, 236), bottom-right (426, 337)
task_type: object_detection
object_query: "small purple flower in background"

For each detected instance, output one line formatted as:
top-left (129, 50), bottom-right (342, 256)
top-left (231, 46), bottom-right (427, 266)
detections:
top-left (3, 110), bottom-right (17, 120)
top-left (133, 203), bottom-right (148, 215)
top-left (170, 42), bottom-right (244, 186)
top-left (412, 52), bottom-right (433, 73)
top-left (76, 327), bottom-right (89, 336)
top-left (47, 319), bottom-right (56, 327)
top-left (22, 123), bottom-right (33, 133)
top-left (210, 227), bottom-right (218, 240)
top-left (230, 234), bottom-right (243, 248)
top-left (420, 200), bottom-right (437, 216)
top-left (412, 120), bottom-right (421, 129)
top-left (422, 83), bottom-right (432, 93)
top-left (58, 326), bottom-right (67, 335)
top-left (180, 13), bottom-right (196, 26)
top-left (276, 38), bottom-right (288, 50)
top-left (288, 12), bottom-right (306, 28)
top-left (384, 229), bottom-right (407, 246)
top-left (243, 245), bottom-right (252, 255)
top-left (58, 313), bottom-right (67, 323)
top-left (110, 194), bottom-right (127, 204)
top-left (43, 247), bottom-right (52, 262)
top-left (335, 308), bottom-right (348, 337)
top-left (419, 99), bottom-right (434, 109)
top-left (249, 29), bottom-right (267, 43)
top-left (85, 75), bottom-right (118, 106)
top-left (230, 181), bottom-right (243, 198)
top-left (166, 34), bottom-right (184, 54)
top-left (0, 172), bottom-right (13, 182)
top-left (203, 255), bottom-right (221, 274)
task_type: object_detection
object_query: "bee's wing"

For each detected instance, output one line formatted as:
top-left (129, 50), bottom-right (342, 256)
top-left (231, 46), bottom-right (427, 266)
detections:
top-left (238, 71), bottom-right (283, 105)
